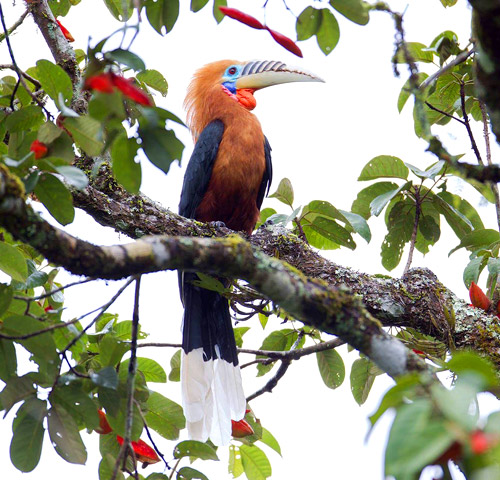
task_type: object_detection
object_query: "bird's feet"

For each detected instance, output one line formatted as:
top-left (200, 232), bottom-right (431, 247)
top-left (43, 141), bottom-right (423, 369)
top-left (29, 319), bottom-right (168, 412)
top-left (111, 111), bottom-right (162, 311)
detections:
top-left (210, 220), bottom-right (227, 230)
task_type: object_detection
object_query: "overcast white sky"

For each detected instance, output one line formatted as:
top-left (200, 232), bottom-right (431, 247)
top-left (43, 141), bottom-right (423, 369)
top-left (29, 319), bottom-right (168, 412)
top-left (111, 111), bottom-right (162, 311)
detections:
top-left (1, 1), bottom-right (499, 479)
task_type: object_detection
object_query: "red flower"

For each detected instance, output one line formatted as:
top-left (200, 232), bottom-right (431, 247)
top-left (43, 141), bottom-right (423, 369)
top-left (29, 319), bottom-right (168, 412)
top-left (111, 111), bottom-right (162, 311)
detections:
top-left (110, 74), bottom-right (152, 106)
top-left (469, 281), bottom-right (491, 311)
top-left (116, 436), bottom-right (160, 466)
top-left (265, 27), bottom-right (303, 58)
top-left (30, 140), bottom-right (48, 159)
top-left (219, 7), bottom-right (265, 30)
top-left (470, 430), bottom-right (493, 455)
top-left (231, 418), bottom-right (254, 438)
top-left (84, 73), bottom-right (115, 93)
top-left (56, 19), bottom-right (75, 42)
top-left (95, 410), bottom-right (113, 435)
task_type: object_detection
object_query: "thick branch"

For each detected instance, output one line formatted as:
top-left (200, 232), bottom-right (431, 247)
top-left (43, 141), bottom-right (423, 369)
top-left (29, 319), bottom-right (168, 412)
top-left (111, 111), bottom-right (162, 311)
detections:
top-left (0, 163), bottom-right (496, 368)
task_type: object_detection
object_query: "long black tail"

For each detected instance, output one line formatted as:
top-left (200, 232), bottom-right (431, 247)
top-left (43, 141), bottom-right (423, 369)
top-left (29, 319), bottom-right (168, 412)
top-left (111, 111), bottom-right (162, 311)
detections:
top-left (180, 272), bottom-right (246, 446)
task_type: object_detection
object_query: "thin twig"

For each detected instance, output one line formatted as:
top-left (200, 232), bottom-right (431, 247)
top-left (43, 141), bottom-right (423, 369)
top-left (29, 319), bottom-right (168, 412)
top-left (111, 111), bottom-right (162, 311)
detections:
top-left (0, 316), bottom-right (83, 340)
top-left (60, 277), bottom-right (134, 356)
top-left (0, 63), bottom-right (41, 89)
top-left (135, 400), bottom-right (170, 471)
top-left (0, 4), bottom-right (50, 116)
top-left (246, 332), bottom-right (306, 402)
top-left (479, 101), bottom-right (500, 230)
top-left (403, 187), bottom-right (421, 276)
top-left (14, 277), bottom-right (94, 303)
top-left (0, 7), bottom-right (29, 42)
top-left (459, 81), bottom-right (483, 164)
top-left (425, 101), bottom-right (465, 125)
top-left (419, 49), bottom-right (474, 90)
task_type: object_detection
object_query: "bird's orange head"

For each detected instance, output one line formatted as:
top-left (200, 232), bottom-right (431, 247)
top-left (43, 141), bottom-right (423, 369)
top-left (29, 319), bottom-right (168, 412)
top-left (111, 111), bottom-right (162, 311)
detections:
top-left (185, 60), bottom-right (323, 140)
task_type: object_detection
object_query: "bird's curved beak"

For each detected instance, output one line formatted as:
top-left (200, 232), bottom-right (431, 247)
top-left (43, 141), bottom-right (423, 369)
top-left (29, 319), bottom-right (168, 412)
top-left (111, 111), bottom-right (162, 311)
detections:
top-left (235, 60), bottom-right (324, 90)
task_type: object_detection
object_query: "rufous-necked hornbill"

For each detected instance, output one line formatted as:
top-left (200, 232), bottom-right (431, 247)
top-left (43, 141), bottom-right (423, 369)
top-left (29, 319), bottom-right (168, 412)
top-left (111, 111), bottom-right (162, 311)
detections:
top-left (179, 59), bottom-right (323, 446)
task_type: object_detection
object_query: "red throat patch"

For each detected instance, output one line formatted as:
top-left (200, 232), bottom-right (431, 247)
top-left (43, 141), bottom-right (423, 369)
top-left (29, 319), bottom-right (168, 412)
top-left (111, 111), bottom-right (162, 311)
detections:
top-left (236, 88), bottom-right (257, 110)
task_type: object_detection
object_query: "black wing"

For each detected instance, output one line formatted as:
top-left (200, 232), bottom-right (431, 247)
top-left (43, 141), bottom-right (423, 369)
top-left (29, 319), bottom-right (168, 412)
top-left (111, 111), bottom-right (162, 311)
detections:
top-left (256, 136), bottom-right (273, 210)
top-left (179, 120), bottom-right (224, 219)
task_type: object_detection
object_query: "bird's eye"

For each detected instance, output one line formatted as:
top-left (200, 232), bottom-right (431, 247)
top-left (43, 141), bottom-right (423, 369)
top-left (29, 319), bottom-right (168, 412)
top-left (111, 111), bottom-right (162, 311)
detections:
top-left (228, 67), bottom-right (237, 75)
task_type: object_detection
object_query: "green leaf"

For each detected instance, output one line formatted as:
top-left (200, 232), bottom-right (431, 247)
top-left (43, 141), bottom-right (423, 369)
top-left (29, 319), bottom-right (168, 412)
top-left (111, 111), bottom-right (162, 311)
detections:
top-left (0, 283), bottom-right (14, 315)
top-left (240, 444), bottom-right (272, 480)
top-left (393, 42), bottom-right (434, 63)
top-left (438, 191), bottom-right (484, 230)
top-left (449, 229), bottom-right (500, 256)
top-left (48, 0), bottom-right (71, 16)
top-left (145, 0), bottom-right (180, 34)
top-left (55, 165), bottom-right (89, 190)
top-left (0, 338), bottom-right (17, 380)
top-left (47, 404), bottom-right (87, 464)
top-left (137, 69), bottom-right (169, 96)
top-left (10, 398), bottom-right (47, 472)
top-left (369, 374), bottom-right (420, 426)
top-left (305, 216), bottom-right (356, 250)
top-left (99, 453), bottom-right (125, 480)
top-left (36, 59), bottom-right (73, 104)
top-left (50, 385), bottom-right (100, 430)
top-left (329, 0), bottom-right (369, 25)
top-left (2, 316), bottom-right (60, 383)
top-left (5, 106), bottom-right (44, 133)
top-left (447, 351), bottom-right (497, 388)
top-left (169, 349), bottom-right (181, 382)
top-left (111, 134), bottom-right (141, 193)
top-left (34, 173), bottom-right (75, 225)
top-left (381, 200), bottom-right (414, 271)
top-left (419, 215), bottom-right (440, 243)
top-left (140, 126), bottom-right (184, 174)
top-left (463, 256), bottom-right (485, 288)
top-left (316, 348), bottom-right (345, 389)
top-left (385, 400), bottom-right (455, 478)
top-left (370, 181), bottom-right (411, 217)
top-left (269, 178), bottom-right (294, 207)
top-left (191, 272), bottom-right (230, 293)
top-left (316, 9), bottom-right (340, 55)
top-left (351, 182), bottom-right (400, 219)
top-left (256, 329), bottom-right (301, 376)
top-left (107, 401), bottom-right (143, 440)
top-left (90, 366), bottom-right (119, 389)
top-left (145, 391), bottom-right (185, 440)
top-left (106, 49), bottom-right (145, 72)
top-left (64, 116), bottom-right (104, 156)
top-left (229, 445), bottom-right (244, 478)
top-left (398, 73), bottom-right (429, 113)
top-left (99, 336), bottom-right (129, 366)
top-left (358, 155), bottom-right (409, 181)
top-left (350, 357), bottom-right (377, 405)
top-left (339, 210), bottom-right (371, 242)
top-left (260, 428), bottom-right (281, 456)
top-left (213, 0), bottom-right (227, 22)
top-left (190, 0), bottom-right (209, 12)
top-left (103, 0), bottom-right (133, 21)
top-left (0, 375), bottom-right (36, 413)
top-left (234, 326), bottom-right (250, 348)
top-left (296, 7), bottom-right (322, 41)
top-left (122, 357), bottom-right (167, 383)
top-left (177, 467), bottom-right (209, 480)
top-left (0, 242), bottom-right (28, 281)
top-left (37, 121), bottom-right (63, 144)
top-left (173, 440), bottom-right (218, 461)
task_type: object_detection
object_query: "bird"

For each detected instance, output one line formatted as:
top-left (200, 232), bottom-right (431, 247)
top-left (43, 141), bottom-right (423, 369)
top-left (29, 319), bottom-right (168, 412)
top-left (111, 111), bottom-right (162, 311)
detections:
top-left (179, 59), bottom-right (323, 446)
